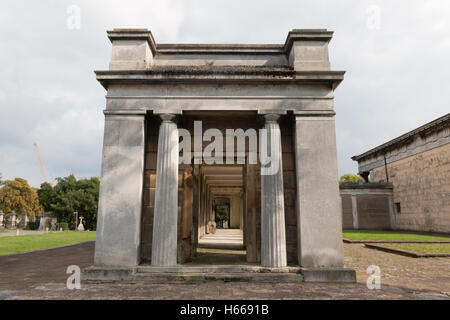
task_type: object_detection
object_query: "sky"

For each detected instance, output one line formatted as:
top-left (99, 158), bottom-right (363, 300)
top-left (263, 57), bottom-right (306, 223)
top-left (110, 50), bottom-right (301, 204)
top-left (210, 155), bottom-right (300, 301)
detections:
top-left (1, 0), bottom-right (449, 187)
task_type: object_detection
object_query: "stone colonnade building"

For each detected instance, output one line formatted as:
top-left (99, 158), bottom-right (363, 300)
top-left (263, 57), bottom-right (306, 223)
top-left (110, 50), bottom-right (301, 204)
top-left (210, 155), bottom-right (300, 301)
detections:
top-left (85, 29), bottom-right (355, 282)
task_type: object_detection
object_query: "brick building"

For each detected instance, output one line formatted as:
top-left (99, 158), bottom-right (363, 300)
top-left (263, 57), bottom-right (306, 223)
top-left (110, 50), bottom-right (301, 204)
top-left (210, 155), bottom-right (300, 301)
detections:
top-left (352, 113), bottom-right (450, 233)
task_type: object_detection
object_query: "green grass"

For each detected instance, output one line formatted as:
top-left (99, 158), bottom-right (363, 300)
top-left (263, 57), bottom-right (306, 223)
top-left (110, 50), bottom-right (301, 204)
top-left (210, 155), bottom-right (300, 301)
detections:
top-left (343, 230), bottom-right (450, 242)
top-left (0, 231), bottom-right (96, 256)
top-left (385, 243), bottom-right (450, 254)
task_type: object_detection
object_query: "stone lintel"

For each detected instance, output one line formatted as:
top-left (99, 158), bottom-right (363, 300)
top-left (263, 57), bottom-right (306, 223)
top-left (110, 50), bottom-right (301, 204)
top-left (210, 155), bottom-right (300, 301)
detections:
top-left (294, 110), bottom-right (336, 117)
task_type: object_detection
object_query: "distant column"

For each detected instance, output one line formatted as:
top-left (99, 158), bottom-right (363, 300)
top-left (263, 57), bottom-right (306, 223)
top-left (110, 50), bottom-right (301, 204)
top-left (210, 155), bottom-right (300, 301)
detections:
top-left (351, 195), bottom-right (359, 229)
top-left (151, 114), bottom-right (179, 266)
top-left (261, 114), bottom-right (287, 267)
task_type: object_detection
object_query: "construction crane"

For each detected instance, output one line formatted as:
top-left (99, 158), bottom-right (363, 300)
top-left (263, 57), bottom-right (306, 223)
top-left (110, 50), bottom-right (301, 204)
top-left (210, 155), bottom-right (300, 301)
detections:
top-left (33, 142), bottom-right (54, 187)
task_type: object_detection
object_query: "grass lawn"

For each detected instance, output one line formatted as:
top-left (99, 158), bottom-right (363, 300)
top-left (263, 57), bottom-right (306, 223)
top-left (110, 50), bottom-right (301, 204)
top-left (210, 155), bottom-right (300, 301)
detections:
top-left (343, 230), bottom-right (450, 242)
top-left (385, 243), bottom-right (450, 254)
top-left (0, 231), bottom-right (96, 256)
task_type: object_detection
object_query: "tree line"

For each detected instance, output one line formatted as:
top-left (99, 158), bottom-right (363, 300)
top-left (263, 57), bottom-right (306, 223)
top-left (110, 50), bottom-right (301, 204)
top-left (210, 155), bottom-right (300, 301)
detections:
top-left (0, 173), bottom-right (99, 230)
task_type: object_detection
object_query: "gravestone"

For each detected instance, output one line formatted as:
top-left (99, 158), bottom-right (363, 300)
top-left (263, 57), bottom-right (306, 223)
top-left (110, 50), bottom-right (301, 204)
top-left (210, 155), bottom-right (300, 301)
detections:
top-left (17, 211), bottom-right (29, 229)
top-left (6, 211), bottom-right (16, 229)
top-left (0, 210), bottom-right (4, 230)
top-left (50, 218), bottom-right (57, 231)
top-left (77, 217), bottom-right (85, 231)
top-left (38, 217), bottom-right (48, 231)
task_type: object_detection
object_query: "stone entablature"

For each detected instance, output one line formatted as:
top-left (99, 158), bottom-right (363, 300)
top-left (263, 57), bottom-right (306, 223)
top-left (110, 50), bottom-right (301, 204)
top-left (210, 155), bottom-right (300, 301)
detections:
top-left (96, 28), bottom-right (343, 115)
top-left (353, 113), bottom-right (450, 177)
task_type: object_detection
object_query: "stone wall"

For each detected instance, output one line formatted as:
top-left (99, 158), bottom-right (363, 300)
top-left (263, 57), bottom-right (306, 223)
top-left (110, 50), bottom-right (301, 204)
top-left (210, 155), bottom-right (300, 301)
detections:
top-left (372, 143), bottom-right (450, 233)
top-left (340, 183), bottom-right (394, 230)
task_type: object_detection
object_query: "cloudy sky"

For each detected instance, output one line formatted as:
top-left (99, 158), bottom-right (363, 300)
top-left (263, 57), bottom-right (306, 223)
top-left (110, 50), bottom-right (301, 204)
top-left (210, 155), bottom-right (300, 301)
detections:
top-left (1, 0), bottom-right (449, 187)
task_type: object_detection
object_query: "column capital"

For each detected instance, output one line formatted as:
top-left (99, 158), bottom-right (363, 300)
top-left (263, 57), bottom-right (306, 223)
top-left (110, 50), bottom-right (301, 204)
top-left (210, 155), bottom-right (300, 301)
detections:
top-left (262, 113), bottom-right (281, 123)
top-left (158, 113), bottom-right (178, 122)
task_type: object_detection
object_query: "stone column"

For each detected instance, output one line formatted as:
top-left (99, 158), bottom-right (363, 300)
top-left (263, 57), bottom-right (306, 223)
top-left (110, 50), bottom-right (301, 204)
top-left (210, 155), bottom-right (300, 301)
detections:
top-left (94, 110), bottom-right (146, 267)
top-left (151, 114), bottom-right (179, 266)
top-left (294, 114), bottom-right (344, 268)
top-left (261, 114), bottom-right (287, 267)
top-left (351, 195), bottom-right (359, 229)
top-left (0, 211), bottom-right (4, 228)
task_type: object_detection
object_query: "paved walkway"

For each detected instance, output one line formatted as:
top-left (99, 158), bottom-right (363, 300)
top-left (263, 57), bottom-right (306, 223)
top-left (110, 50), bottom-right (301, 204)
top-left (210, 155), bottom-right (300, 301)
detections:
top-left (0, 242), bottom-right (449, 299)
top-left (0, 230), bottom-right (49, 237)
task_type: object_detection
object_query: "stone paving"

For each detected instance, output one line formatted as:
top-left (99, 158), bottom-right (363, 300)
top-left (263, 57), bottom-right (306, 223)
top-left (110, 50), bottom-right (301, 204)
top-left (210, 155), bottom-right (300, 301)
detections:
top-left (0, 242), bottom-right (449, 300)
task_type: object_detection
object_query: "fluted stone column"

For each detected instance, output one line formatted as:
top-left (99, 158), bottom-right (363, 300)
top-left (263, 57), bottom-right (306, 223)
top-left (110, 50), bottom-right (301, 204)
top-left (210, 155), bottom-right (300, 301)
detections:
top-left (151, 114), bottom-right (179, 266)
top-left (261, 114), bottom-right (287, 267)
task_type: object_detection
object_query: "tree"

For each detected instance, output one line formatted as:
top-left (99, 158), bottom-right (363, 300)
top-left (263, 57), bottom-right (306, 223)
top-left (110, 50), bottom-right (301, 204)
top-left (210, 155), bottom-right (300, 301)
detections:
top-left (37, 182), bottom-right (57, 212)
top-left (38, 175), bottom-right (99, 230)
top-left (0, 178), bottom-right (43, 218)
top-left (339, 174), bottom-right (362, 184)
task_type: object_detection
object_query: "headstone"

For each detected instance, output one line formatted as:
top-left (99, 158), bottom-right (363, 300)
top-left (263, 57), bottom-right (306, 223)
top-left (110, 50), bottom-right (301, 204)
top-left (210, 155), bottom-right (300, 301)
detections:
top-left (6, 211), bottom-right (16, 229)
top-left (0, 210), bottom-right (4, 229)
top-left (17, 211), bottom-right (29, 229)
top-left (77, 217), bottom-right (85, 231)
top-left (38, 217), bottom-right (48, 231)
top-left (50, 218), bottom-right (57, 231)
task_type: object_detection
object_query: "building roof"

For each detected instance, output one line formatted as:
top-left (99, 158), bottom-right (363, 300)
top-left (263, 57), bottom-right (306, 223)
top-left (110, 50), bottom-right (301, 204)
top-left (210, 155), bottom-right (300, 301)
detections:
top-left (352, 113), bottom-right (450, 162)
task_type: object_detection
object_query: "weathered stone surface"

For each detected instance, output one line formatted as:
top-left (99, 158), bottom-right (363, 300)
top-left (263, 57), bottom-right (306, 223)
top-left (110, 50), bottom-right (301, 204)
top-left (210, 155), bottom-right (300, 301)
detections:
top-left (294, 116), bottom-right (344, 268)
top-left (94, 113), bottom-right (146, 267)
top-left (340, 184), bottom-right (394, 230)
top-left (372, 143), bottom-right (450, 233)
